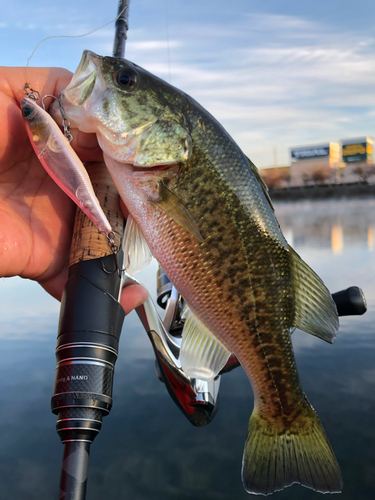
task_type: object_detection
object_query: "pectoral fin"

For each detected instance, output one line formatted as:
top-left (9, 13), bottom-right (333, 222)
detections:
top-left (123, 214), bottom-right (153, 275)
top-left (180, 308), bottom-right (231, 381)
top-left (152, 182), bottom-right (203, 242)
top-left (289, 245), bottom-right (339, 343)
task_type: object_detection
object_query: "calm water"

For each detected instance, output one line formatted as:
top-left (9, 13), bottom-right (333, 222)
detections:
top-left (1, 197), bottom-right (375, 500)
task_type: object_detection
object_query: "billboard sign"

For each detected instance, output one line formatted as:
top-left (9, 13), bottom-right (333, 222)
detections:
top-left (342, 141), bottom-right (372, 163)
top-left (291, 145), bottom-right (330, 161)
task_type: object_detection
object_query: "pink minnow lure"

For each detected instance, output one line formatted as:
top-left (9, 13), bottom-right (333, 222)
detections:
top-left (20, 96), bottom-right (112, 236)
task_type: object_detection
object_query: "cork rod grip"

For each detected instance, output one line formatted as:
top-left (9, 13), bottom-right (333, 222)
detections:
top-left (69, 161), bottom-right (124, 267)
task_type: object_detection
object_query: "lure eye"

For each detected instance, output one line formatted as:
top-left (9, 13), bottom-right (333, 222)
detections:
top-left (116, 68), bottom-right (137, 90)
top-left (22, 106), bottom-right (34, 119)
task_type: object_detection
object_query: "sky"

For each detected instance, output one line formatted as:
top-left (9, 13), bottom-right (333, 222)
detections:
top-left (1, 0), bottom-right (375, 167)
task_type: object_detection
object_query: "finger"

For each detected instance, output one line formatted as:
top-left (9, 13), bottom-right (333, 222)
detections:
top-left (0, 67), bottom-right (73, 105)
top-left (1, 67), bottom-right (103, 163)
top-left (120, 284), bottom-right (148, 315)
top-left (69, 128), bottom-right (103, 162)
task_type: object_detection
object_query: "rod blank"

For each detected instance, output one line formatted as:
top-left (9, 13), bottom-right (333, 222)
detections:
top-left (59, 441), bottom-right (90, 500)
top-left (113, 0), bottom-right (130, 58)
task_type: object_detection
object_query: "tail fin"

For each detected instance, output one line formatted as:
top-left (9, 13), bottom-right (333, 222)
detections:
top-left (242, 403), bottom-right (343, 496)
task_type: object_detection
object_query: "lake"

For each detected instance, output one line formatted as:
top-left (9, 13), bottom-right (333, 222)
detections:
top-left (0, 197), bottom-right (375, 500)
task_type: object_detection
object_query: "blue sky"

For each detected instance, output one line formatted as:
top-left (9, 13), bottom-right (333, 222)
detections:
top-left (1, 0), bottom-right (375, 167)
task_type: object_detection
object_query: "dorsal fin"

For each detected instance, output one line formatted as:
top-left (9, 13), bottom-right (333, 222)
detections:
top-left (246, 157), bottom-right (274, 211)
top-left (289, 245), bottom-right (339, 343)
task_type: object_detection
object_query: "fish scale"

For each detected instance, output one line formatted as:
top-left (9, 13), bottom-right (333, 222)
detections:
top-left (173, 135), bottom-right (300, 418)
top-left (57, 50), bottom-right (342, 495)
top-left (123, 139), bottom-right (305, 423)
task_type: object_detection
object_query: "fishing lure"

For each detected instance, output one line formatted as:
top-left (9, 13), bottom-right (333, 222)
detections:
top-left (20, 6), bottom-right (131, 239)
top-left (21, 95), bottom-right (112, 236)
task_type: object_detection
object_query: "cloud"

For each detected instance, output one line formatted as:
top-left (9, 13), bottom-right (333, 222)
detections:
top-left (120, 14), bottom-right (375, 166)
top-left (247, 12), bottom-right (315, 30)
top-left (149, 12), bottom-right (375, 166)
top-left (130, 40), bottom-right (181, 51)
top-left (4, 5), bottom-right (374, 168)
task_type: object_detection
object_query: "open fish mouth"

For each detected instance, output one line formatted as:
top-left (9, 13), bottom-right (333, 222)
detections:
top-left (62, 50), bottom-right (99, 106)
top-left (51, 51), bottom-right (104, 132)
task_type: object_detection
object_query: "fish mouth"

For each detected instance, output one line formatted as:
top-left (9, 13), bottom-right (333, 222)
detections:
top-left (51, 50), bottom-right (103, 131)
top-left (62, 50), bottom-right (100, 106)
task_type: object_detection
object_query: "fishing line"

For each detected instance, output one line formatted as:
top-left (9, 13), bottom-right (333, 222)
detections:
top-left (25, 4), bottom-right (128, 83)
top-left (164, 0), bottom-right (172, 83)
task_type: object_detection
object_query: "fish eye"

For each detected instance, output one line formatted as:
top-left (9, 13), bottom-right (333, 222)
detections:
top-left (22, 106), bottom-right (34, 119)
top-left (115, 68), bottom-right (137, 90)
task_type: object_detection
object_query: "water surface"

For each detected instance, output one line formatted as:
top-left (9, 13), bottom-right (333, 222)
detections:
top-left (0, 197), bottom-right (374, 500)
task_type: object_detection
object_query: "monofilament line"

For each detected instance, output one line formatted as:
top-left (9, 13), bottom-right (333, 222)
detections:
top-left (25, 5), bottom-right (128, 81)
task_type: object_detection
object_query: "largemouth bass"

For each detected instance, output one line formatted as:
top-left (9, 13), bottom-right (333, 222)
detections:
top-left (57, 50), bottom-right (342, 495)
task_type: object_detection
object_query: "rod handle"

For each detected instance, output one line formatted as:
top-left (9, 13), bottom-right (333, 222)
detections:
top-left (69, 161), bottom-right (124, 267)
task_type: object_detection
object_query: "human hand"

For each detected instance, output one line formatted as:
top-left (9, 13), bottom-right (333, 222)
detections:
top-left (0, 66), bottom-right (147, 312)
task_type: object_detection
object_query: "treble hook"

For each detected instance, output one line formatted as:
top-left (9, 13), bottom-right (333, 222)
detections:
top-left (102, 231), bottom-right (126, 276)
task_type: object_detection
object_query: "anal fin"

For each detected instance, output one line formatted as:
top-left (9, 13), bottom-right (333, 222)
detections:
top-left (180, 308), bottom-right (231, 381)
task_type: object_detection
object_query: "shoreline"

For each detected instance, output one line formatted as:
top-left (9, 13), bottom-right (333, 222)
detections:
top-left (268, 182), bottom-right (375, 201)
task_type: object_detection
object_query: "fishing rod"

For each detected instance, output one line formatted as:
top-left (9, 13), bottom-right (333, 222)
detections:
top-left (52, 2), bottom-right (130, 500)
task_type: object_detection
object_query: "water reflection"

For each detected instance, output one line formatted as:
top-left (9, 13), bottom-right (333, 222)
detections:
top-left (0, 198), bottom-right (375, 499)
top-left (368, 227), bottom-right (374, 251)
top-left (275, 198), bottom-right (375, 254)
top-left (331, 225), bottom-right (343, 255)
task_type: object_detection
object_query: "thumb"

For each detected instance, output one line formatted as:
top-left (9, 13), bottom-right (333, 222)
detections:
top-left (119, 283), bottom-right (148, 315)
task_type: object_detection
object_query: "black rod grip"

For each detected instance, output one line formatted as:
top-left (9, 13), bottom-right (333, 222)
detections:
top-left (51, 256), bottom-right (125, 442)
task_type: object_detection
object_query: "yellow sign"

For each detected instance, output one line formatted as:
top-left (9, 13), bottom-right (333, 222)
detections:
top-left (342, 143), bottom-right (366, 156)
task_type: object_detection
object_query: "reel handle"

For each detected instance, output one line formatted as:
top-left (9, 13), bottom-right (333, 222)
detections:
top-left (332, 286), bottom-right (367, 316)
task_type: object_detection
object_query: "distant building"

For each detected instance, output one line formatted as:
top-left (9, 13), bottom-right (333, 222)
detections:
top-left (259, 166), bottom-right (291, 189)
top-left (259, 137), bottom-right (375, 188)
top-left (289, 143), bottom-right (340, 186)
top-left (338, 137), bottom-right (374, 184)
top-left (341, 137), bottom-right (373, 164)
